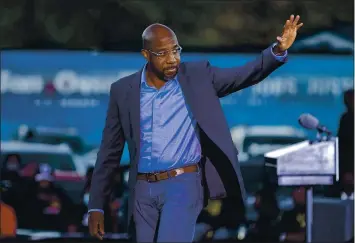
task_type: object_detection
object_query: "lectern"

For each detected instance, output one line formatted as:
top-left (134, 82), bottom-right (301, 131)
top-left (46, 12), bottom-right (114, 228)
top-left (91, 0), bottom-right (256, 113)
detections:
top-left (264, 137), bottom-right (339, 243)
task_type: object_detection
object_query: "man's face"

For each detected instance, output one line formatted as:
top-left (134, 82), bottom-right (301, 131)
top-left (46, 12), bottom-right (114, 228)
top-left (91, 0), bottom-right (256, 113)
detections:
top-left (143, 35), bottom-right (181, 81)
top-left (6, 155), bottom-right (20, 171)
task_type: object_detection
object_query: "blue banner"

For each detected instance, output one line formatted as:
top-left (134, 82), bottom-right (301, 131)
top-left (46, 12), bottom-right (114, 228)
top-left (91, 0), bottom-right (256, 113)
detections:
top-left (1, 50), bottom-right (353, 161)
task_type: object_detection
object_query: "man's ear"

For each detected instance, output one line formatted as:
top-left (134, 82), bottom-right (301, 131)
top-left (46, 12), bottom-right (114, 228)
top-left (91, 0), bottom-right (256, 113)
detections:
top-left (141, 49), bottom-right (149, 62)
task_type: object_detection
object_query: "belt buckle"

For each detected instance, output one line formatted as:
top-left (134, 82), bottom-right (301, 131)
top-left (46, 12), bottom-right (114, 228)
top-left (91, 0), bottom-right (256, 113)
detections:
top-left (147, 172), bottom-right (158, 182)
top-left (175, 168), bottom-right (184, 176)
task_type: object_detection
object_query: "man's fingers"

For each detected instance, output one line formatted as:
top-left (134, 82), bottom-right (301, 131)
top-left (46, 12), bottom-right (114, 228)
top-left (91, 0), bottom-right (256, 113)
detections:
top-left (297, 23), bottom-right (304, 30)
top-left (276, 36), bottom-right (283, 43)
top-left (98, 218), bottom-right (105, 236)
top-left (89, 219), bottom-right (98, 238)
top-left (89, 219), bottom-right (103, 240)
top-left (293, 15), bottom-right (300, 25)
top-left (94, 220), bottom-right (104, 240)
top-left (95, 232), bottom-right (103, 241)
top-left (289, 14), bottom-right (294, 23)
top-left (88, 212), bottom-right (105, 240)
top-left (93, 223), bottom-right (103, 240)
top-left (89, 218), bottom-right (94, 236)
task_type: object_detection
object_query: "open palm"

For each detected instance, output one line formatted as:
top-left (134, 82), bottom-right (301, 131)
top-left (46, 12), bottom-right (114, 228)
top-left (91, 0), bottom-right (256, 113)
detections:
top-left (277, 15), bottom-right (303, 52)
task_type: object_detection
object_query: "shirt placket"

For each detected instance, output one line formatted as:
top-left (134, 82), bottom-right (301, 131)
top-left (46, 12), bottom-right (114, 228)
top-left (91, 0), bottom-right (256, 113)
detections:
top-left (151, 87), bottom-right (163, 163)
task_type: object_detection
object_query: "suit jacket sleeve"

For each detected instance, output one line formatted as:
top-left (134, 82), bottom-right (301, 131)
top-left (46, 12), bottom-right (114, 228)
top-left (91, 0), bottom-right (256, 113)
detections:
top-left (208, 45), bottom-right (287, 98)
top-left (88, 83), bottom-right (126, 210)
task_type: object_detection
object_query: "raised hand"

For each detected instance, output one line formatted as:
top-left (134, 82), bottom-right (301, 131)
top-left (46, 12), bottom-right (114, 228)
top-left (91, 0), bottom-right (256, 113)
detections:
top-left (276, 15), bottom-right (303, 52)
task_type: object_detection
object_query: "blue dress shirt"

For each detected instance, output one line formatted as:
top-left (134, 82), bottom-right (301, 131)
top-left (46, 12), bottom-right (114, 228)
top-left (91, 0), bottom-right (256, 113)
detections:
top-left (138, 66), bottom-right (202, 173)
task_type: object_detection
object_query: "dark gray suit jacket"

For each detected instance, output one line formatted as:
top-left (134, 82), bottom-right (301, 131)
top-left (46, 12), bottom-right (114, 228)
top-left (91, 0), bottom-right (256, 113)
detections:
top-left (88, 46), bottom-right (287, 227)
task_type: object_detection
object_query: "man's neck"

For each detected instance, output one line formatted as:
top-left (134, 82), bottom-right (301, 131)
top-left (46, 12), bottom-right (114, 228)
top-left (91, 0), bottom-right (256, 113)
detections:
top-left (145, 67), bottom-right (166, 90)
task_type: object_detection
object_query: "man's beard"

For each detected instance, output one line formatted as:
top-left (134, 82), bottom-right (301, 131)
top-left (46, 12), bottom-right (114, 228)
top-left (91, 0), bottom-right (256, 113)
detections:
top-left (150, 65), bottom-right (176, 81)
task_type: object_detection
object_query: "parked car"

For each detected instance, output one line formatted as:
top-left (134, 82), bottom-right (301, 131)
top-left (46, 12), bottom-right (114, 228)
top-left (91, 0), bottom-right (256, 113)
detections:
top-left (1, 140), bottom-right (85, 203)
top-left (13, 125), bottom-right (92, 176)
top-left (79, 147), bottom-right (130, 167)
top-left (230, 125), bottom-right (306, 163)
top-left (14, 125), bottom-right (95, 155)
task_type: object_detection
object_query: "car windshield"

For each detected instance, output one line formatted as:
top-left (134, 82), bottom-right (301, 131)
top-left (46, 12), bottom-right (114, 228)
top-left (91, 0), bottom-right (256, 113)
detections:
top-left (1, 152), bottom-right (76, 171)
top-left (26, 135), bottom-right (84, 154)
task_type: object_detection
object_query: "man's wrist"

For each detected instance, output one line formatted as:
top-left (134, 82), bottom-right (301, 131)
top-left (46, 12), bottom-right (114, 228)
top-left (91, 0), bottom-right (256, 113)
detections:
top-left (272, 44), bottom-right (286, 56)
top-left (88, 209), bottom-right (104, 214)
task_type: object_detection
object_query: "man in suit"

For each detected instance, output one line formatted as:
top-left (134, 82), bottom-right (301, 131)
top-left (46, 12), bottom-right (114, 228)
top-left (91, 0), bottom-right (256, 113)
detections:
top-left (88, 15), bottom-right (303, 242)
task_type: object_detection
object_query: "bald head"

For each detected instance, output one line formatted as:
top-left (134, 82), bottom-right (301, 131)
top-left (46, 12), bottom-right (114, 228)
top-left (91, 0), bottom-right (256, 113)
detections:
top-left (141, 23), bottom-right (181, 81)
top-left (142, 23), bottom-right (177, 50)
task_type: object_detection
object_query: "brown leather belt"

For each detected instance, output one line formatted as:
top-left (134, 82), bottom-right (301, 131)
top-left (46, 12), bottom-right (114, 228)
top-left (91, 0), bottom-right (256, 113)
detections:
top-left (137, 164), bottom-right (199, 182)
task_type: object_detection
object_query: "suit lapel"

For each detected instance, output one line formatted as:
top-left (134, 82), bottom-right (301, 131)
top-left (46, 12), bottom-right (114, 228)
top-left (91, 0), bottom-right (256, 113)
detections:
top-left (127, 69), bottom-right (142, 155)
top-left (177, 63), bottom-right (201, 123)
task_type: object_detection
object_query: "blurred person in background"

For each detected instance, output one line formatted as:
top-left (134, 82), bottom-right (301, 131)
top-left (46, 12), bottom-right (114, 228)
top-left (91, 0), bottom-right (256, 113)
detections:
top-left (339, 172), bottom-right (354, 200)
top-left (247, 183), bottom-right (280, 242)
top-left (325, 171), bottom-right (354, 200)
top-left (1, 154), bottom-right (24, 206)
top-left (76, 166), bottom-right (115, 233)
top-left (1, 154), bottom-right (23, 182)
top-left (88, 15), bottom-right (303, 242)
top-left (28, 164), bottom-right (75, 232)
top-left (75, 166), bottom-right (94, 233)
top-left (109, 167), bottom-right (129, 233)
top-left (195, 197), bottom-right (245, 241)
top-left (1, 154), bottom-right (32, 228)
top-left (0, 201), bottom-right (17, 238)
top-left (337, 89), bottom-right (354, 180)
top-left (326, 89), bottom-right (355, 201)
top-left (17, 162), bottom-right (41, 229)
top-left (277, 187), bottom-right (306, 242)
